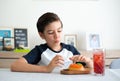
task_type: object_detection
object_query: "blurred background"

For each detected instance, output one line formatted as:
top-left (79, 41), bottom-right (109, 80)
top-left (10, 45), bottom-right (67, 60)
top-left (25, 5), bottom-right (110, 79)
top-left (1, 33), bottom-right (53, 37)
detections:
top-left (0, 0), bottom-right (120, 50)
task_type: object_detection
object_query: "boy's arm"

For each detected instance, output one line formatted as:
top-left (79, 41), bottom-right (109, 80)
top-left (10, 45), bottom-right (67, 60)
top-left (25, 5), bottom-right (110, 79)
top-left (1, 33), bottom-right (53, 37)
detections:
top-left (10, 57), bottom-right (51, 73)
top-left (11, 54), bottom-right (64, 73)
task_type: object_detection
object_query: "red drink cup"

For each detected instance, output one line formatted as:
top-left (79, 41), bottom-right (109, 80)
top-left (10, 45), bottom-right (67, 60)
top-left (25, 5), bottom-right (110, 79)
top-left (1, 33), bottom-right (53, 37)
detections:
top-left (93, 49), bottom-right (105, 76)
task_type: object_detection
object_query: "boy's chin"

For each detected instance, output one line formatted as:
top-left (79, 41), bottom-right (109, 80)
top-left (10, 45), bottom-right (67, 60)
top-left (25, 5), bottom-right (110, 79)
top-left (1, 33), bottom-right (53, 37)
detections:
top-left (54, 41), bottom-right (60, 44)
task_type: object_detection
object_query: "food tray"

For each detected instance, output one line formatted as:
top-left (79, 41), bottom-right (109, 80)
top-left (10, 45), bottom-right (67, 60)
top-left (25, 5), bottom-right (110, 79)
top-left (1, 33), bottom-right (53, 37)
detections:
top-left (60, 68), bottom-right (91, 75)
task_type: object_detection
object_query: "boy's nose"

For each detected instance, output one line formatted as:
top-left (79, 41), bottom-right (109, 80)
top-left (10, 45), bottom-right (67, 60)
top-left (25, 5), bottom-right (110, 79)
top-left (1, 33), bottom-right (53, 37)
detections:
top-left (54, 32), bottom-right (59, 38)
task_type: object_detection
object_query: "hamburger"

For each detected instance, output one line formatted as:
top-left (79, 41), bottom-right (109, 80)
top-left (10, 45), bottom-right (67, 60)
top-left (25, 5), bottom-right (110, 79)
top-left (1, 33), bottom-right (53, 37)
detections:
top-left (68, 63), bottom-right (84, 71)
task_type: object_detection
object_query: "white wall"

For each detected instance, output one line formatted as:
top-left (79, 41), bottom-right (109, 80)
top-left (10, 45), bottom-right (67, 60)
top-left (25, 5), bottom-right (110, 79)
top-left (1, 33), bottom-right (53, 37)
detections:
top-left (0, 0), bottom-right (120, 50)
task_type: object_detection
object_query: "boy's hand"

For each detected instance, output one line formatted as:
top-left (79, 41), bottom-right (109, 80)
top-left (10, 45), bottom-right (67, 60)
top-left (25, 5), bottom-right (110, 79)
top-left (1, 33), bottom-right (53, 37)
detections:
top-left (69, 55), bottom-right (89, 63)
top-left (69, 55), bottom-right (93, 68)
top-left (47, 55), bottom-right (64, 72)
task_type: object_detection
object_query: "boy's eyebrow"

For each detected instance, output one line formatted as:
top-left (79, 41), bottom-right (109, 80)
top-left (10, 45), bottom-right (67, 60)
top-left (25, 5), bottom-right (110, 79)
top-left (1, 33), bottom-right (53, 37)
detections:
top-left (58, 27), bottom-right (62, 30)
top-left (47, 27), bottom-right (62, 32)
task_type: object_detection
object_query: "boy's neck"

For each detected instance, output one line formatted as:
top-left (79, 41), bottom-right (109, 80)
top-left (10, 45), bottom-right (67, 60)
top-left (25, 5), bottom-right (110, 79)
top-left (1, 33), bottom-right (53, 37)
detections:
top-left (48, 43), bottom-right (62, 52)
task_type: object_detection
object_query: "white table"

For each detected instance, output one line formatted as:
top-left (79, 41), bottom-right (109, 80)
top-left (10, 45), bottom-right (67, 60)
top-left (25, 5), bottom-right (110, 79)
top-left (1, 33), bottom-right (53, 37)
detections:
top-left (0, 68), bottom-right (120, 81)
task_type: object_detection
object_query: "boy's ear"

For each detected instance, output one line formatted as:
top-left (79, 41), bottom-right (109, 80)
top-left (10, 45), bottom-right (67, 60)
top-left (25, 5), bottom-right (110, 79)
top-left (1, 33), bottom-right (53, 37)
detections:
top-left (38, 32), bottom-right (45, 39)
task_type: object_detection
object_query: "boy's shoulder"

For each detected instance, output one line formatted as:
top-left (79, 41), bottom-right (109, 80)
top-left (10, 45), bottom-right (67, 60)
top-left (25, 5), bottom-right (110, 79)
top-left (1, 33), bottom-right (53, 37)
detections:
top-left (35, 43), bottom-right (77, 52)
top-left (35, 43), bottom-right (48, 51)
top-left (62, 43), bottom-right (80, 54)
top-left (61, 43), bottom-right (76, 50)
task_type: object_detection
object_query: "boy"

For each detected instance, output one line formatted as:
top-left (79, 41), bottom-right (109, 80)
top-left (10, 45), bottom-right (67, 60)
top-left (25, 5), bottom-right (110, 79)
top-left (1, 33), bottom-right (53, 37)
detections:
top-left (11, 12), bottom-right (93, 73)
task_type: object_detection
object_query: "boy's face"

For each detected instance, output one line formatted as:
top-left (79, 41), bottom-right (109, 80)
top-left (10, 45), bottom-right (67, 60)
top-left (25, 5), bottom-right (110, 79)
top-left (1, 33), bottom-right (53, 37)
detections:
top-left (39, 21), bottom-right (63, 48)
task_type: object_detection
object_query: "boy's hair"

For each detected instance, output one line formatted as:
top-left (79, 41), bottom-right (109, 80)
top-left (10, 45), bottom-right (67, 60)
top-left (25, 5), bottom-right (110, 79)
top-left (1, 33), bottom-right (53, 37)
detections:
top-left (37, 12), bottom-right (63, 33)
